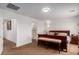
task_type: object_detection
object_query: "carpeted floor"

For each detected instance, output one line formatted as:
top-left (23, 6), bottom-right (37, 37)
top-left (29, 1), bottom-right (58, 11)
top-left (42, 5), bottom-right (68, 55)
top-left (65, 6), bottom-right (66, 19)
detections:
top-left (2, 39), bottom-right (78, 55)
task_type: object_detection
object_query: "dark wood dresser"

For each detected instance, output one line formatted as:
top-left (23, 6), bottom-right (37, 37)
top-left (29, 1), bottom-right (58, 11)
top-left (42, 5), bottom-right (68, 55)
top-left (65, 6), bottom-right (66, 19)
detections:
top-left (71, 34), bottom-right (78, 45)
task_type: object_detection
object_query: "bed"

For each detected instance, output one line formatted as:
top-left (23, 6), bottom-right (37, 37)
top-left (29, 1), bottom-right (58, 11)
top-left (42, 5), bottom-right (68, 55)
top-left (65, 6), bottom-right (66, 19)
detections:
top-left (49, 30), bottom-right (71, 47)
top-left (38, 30), bottom-right (70, 52)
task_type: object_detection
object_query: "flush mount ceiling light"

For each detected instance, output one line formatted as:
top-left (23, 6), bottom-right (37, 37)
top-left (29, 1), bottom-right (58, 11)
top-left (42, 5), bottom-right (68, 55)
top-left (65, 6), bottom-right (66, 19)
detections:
top-left (42, 7), bottom-right (50, 12)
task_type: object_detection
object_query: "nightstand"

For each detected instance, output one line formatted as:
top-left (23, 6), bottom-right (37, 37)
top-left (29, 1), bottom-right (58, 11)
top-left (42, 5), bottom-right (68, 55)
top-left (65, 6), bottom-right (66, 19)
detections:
top-left (71, 34), bottom-right (78, 45)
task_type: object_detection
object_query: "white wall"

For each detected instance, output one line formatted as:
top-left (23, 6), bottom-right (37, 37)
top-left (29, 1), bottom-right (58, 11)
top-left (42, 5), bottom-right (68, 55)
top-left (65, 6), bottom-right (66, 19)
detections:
top-left (42, 16), bottom-right (79, 35)
top-left (3, 19), bottom-right (17, 43)
top-left (0, 10), bottom-right (3, 54)
top-left (16, 16), bottom-right (33, 47)
top-left (1, 9), bottom-right (18, 44)
top-left (0, 8), bottom-right (37, 47)
top-left (32, 16), bottom-right (79, 37)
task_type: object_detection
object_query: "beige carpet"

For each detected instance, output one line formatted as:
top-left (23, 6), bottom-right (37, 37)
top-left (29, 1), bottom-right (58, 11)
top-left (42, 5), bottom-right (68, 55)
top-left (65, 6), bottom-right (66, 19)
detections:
top-left (2, 39), bottom-right (78, 55)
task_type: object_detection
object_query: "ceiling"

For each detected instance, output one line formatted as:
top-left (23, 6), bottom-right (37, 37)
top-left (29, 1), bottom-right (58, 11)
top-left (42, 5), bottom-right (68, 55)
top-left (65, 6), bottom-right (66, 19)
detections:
top-left (0, 3), bottom-right (79, 20)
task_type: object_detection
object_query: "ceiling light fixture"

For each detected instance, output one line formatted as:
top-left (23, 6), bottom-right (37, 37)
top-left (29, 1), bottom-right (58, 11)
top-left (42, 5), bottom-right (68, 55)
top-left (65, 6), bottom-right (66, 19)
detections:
top-left (42, 7), bottom-right (50, 12)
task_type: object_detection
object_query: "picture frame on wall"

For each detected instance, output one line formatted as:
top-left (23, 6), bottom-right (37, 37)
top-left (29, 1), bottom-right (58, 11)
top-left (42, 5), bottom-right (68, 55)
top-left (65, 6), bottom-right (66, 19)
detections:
top-left (7, 20), bottom-right (11, 30)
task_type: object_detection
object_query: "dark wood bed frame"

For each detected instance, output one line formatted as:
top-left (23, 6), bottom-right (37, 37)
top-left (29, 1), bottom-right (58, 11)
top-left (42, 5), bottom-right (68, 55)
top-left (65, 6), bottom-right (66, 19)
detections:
top-left (38, 30), bottom-right (70, 52)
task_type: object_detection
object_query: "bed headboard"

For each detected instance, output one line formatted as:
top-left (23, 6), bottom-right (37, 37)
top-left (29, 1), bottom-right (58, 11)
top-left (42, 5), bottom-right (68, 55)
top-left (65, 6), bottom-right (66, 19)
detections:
top-left (49, 30), bottom-right (70, 36)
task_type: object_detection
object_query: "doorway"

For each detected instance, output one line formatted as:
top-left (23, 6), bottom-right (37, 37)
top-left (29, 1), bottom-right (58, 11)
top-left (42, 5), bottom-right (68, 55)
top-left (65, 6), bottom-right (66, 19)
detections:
top-left (32, 23), bottom-right (38, 42)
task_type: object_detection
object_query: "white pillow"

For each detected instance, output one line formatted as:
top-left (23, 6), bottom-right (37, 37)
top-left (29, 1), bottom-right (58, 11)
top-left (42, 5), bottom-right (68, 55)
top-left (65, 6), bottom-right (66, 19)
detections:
top-left (57, 33), bottom-right (67, 36)
top-left (49, 32), bottom-right (55, 35)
